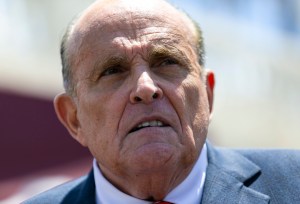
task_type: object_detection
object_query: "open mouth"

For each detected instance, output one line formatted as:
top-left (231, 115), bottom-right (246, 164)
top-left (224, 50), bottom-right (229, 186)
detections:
top-left (129, 120), bottom-right (168, 133)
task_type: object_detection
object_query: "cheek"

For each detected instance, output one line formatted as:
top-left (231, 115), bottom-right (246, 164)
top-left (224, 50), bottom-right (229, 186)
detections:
top-left (77, 90), bottom-right (128, 154)
top-left (184, 77), bottom-right (209, 120)
top-left (77, 102), bottom-right (123, 169)
top-left (174, 78), bottom-right (210, 142)
top-left (79, 87), bottom-right (127, 126)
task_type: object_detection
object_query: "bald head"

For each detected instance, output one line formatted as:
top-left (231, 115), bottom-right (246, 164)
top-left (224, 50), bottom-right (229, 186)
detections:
top-left (60, 0), bottom-right (205, 95)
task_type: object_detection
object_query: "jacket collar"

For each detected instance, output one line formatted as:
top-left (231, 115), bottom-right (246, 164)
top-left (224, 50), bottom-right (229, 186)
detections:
top-left (61, 170), bottom-right (96, 204)
top-left (201, 142), bottom-right (270, 204)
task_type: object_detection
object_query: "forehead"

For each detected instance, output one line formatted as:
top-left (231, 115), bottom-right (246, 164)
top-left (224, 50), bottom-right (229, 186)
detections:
top-left (75, 0), bottom-right (194, 32)
top-left (68, 0), bottom-right (197, 67)
top-left (85, 19), bottom-right (183, 54)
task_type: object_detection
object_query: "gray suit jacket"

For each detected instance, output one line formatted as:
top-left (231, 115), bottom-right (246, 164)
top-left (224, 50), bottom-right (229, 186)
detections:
top-left (23, 143), bottom-right (300, 204)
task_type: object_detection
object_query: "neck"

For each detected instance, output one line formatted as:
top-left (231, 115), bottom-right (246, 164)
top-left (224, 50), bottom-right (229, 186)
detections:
top-left (99, 162), bottom-right (194, 201)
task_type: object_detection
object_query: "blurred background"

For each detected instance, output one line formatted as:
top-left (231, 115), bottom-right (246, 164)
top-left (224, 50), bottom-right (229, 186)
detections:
top-left (0, 0), bottom-right (299, 203)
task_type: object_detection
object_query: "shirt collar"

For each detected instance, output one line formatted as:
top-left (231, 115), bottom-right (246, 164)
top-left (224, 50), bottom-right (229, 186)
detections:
top-left (93, 143), bottom-right (208, 204)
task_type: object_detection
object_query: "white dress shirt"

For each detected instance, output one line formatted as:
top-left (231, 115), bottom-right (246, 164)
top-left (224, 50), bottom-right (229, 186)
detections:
top-left (93, 143), bottom-right (207, 204)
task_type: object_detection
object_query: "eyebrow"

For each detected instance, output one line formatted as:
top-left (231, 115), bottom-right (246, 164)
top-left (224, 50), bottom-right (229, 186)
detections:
top-left (100, 56), bottom-right (126, 69)
top-left (149, 44), bottom-right (190, 67)
top-left (88, 43), bottom-right (190, 80)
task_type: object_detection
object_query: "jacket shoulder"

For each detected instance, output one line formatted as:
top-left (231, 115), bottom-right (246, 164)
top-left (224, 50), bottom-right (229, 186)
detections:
top-left (237, 148), bottom-right (300, 172)
top-left (236, 148), bottom-right (300, 202)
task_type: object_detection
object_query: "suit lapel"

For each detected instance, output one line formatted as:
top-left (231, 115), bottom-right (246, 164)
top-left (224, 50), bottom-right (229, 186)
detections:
top-left (76, 170), bottom-right (96, 204)
top-left (61, 170), bottom-right (96, 204)
top-left (201, 143), bottom-right (270, 204)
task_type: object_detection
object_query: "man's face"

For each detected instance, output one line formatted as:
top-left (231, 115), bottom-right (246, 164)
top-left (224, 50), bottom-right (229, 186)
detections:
top-left (62, 0), bottom-right (213, 182)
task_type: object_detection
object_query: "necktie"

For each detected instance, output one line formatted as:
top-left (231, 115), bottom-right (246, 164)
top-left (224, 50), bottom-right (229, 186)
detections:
top-left (154, 201), bottom-right (174, 204)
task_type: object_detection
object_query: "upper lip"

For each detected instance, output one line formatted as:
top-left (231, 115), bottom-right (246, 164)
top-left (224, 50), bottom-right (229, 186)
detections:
top-left (127, 115), bottom-right (172, 134)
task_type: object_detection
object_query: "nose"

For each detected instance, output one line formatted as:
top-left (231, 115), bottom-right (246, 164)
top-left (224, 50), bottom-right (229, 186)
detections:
top-left (130, 71), bottom-right (163, 104)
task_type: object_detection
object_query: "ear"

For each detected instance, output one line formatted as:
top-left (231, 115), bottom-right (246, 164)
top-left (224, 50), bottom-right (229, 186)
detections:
top-left (205, 70), bottom-right (215, 114)
top-left (53, 93), bottom-right (87, 147)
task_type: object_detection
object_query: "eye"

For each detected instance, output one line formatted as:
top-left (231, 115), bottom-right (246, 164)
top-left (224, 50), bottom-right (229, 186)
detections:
top-left (101, 66), bottom-right (123, 77)
top-left (159, 58), bottom-right (178, 66)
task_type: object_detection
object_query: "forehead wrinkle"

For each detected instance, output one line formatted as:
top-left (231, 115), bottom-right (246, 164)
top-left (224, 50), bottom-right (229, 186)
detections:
top-left (70, 8), bottom-right (194, 68)
top-left (128, 11), bottom-right (197, 48)
top-left (70, 11), bottom-right (129, 64)
top-left (71, 0), bottom-right (198, 55)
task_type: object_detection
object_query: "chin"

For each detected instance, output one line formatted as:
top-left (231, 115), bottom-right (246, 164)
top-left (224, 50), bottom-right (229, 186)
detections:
top-left (129, 143), bottom-right (179, 172)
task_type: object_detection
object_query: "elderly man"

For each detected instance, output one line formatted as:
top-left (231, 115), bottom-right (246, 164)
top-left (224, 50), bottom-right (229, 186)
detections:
top-left (24, 0), bottom-right (300, 203)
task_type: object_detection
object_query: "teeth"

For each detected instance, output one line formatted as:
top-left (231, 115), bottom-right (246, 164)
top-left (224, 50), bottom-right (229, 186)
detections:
top-left (137, 120), bottom-right (164, 128)
top-left (150, 121), bottom-right (156, 127)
